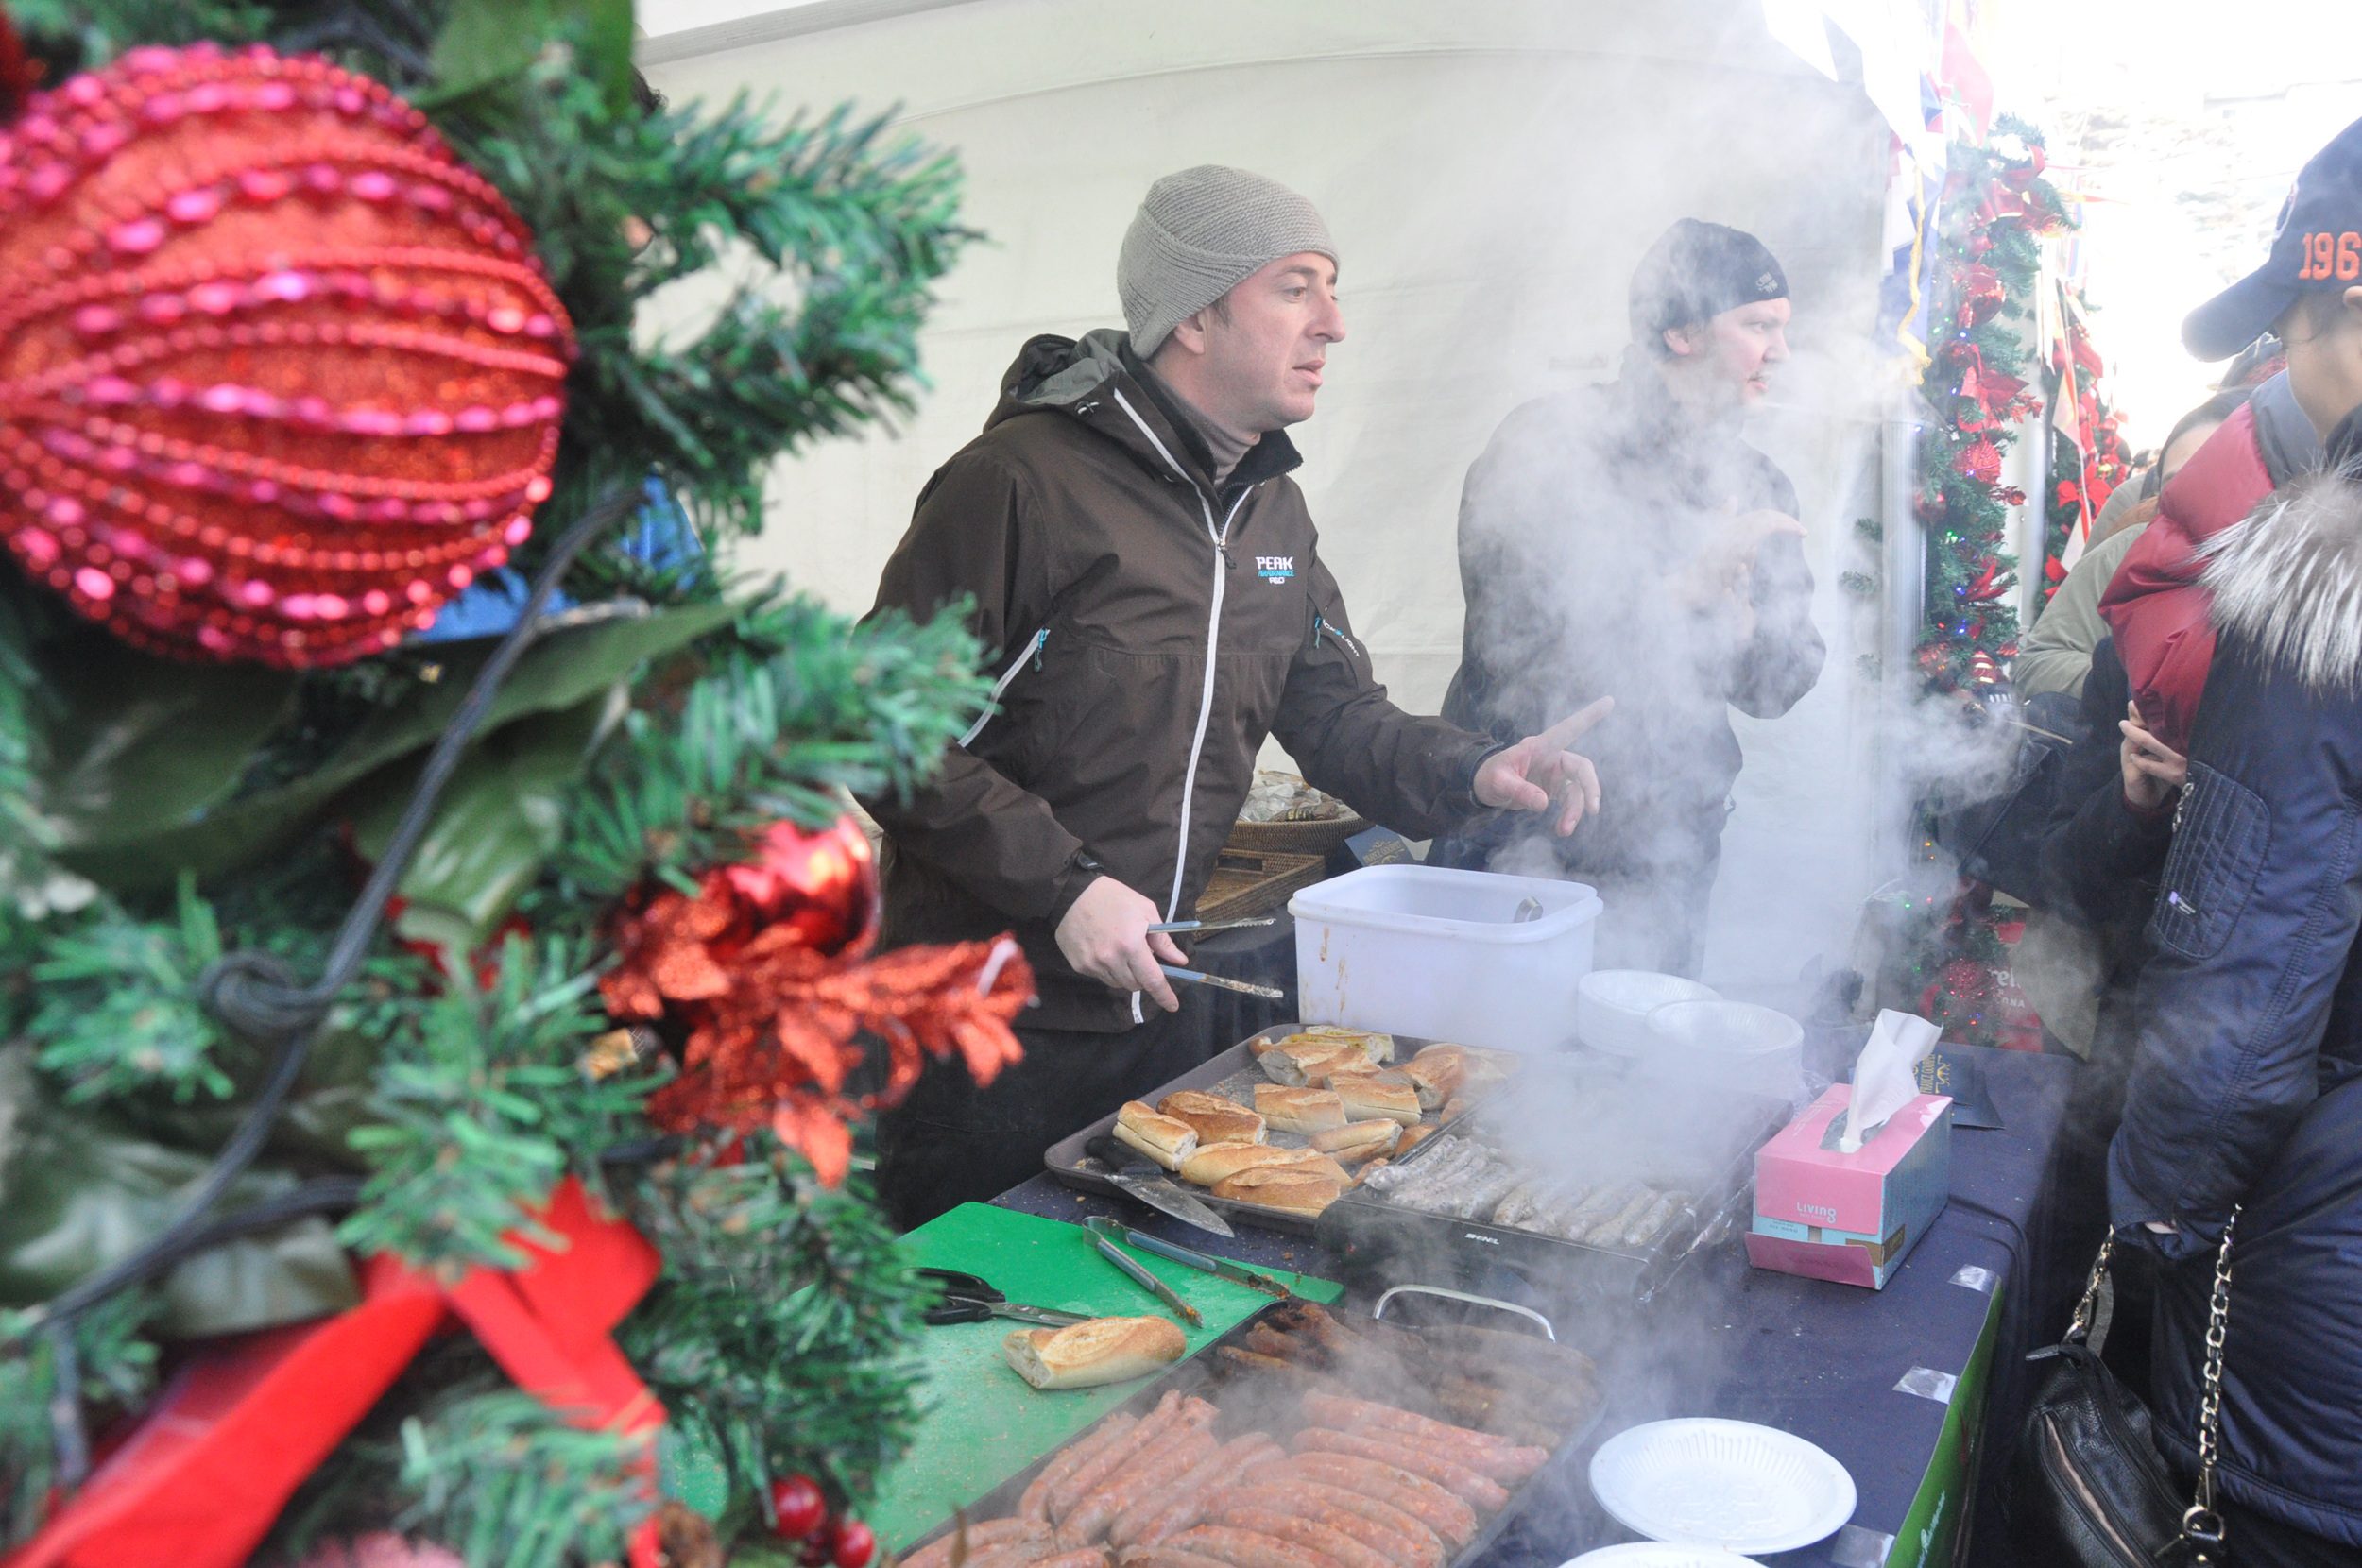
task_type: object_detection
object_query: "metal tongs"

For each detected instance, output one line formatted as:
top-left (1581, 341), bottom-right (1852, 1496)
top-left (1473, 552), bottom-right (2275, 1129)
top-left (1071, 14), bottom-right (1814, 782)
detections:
top-left (1085, 1216), bottom-right (1292, 1299)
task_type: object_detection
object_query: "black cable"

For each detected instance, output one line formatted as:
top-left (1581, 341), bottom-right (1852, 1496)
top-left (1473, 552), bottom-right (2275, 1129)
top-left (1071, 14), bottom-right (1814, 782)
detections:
top-left (1949, 1192), bottom-right (2032, 1256)
top-left (32, 486), bottom-right (642, 1330)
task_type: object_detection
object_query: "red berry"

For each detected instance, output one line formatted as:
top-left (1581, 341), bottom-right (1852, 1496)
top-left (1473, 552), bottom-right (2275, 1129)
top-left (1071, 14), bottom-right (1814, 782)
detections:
top-left (800, 1537), bottom-right (835, 1567)
top-left (769, 1474), bottom-right (828, 1541)
top-left (833, 1520), bottom-right (878, 1568)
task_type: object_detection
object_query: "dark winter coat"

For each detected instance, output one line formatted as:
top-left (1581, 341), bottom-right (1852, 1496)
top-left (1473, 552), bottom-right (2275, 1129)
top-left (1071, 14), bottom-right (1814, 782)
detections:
top-left (2108, 415), bottom-right (2362, 1545)
top-left (2034, 636), bottom-right (2174, 1065)
top-left (859, 331), bottom-right (1498, 1031)
top-left (1437, 346), bottom-right (1823, 883)
top-left (2098, 372), bottom-right (2322, 755)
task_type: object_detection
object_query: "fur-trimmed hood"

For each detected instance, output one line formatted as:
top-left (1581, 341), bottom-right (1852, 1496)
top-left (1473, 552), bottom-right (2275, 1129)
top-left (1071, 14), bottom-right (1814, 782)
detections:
top-left (2200, 461), bottom-right (2362, 693)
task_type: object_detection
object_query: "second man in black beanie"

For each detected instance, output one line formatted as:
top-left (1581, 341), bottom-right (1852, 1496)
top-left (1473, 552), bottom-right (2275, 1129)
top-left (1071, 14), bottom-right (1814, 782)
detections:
top-left (1434, 218), bottom-right (1823, 978)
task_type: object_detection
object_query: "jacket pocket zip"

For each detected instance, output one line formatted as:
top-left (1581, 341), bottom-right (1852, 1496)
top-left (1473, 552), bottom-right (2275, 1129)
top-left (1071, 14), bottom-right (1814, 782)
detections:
top-left (957, 627), bottom-right (1050, 749)
top-left (1311, 612), bottom-right (1362, 662)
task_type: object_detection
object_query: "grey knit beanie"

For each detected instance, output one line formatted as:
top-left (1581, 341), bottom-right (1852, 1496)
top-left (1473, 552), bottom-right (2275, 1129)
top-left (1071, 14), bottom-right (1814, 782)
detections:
top-left (1119, 165), bottom-right (1338, 358)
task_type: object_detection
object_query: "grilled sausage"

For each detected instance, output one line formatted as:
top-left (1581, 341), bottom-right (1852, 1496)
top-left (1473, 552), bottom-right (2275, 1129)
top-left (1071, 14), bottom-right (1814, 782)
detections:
top-left (1297, 1395), bottom-right (1548, 1482)
top-left (905, 1519), bottom-right (1049, 1568)
top-left (1117, 1551), bottom-right (1234, 1568)
top-left (967, 1536), bottom-right (1071, 1568)
top-left (1110, 1433), bottom-right (1266, 1549)
top-left (1165, 1525), bottom-right (1335, 1568)
top-left (1133, 1436), bottom-right (1285, 1547)
top-left (1058, 1426), bottom-right (1217, 1547)
top-left (1292, 1430), bottom-right (1508, 1511)
top-left (1207, 1503), bottom-right (1397, 1568)
top-left (1032, 1552), bottom-right (1111, 1568)
top-left (1052, 1395), bottom-right (1179, 1520)
top-left (1224, 1482), bottom-right (1442, 1568)
top-left (1026, 1413), bottom-right (1140, 1521)
top-left (1271, 1456), bottom-right (1478, 1546)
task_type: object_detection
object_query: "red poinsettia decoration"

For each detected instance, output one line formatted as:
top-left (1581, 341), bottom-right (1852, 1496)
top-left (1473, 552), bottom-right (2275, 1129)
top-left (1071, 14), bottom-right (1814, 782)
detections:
top-left (1953, 435), bottom-right (2003, 486)
top-left (600, 816), bottom-right (1029, 1184)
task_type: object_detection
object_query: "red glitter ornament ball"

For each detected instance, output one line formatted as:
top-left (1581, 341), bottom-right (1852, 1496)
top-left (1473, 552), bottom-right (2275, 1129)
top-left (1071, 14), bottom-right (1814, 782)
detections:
top-left (0, 43), bottom-right (575, 667)
top-left (724, 816), bottom-right (880, 958)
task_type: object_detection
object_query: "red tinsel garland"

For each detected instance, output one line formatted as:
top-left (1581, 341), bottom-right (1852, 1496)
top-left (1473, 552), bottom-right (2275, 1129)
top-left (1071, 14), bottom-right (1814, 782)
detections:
top-left (598, 820), bottom-right (1030, 1185)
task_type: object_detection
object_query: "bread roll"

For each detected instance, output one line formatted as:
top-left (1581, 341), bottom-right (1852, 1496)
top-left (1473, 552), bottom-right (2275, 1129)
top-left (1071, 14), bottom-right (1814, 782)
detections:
top-left (1335, 1076), bottom-right (1421, 1127)
top-left (1402, 1049), bottom-right (1468, 1110)
top-left (1395, 1124), bottom-right (1437, 1156)
top-left (1256, 1040), bottom-right (1363, 1088)
top-left (1210, 1166), bottom-right (1344, 1216)
top-left (1301, 1025), bottom-right (1395, 1064)
top-left (1113, 1101), bottom-right (1198, 1171)
top-left (1002, 1316), bottom-right (1187, 1389)
top-left (1310, 1119), bottom-right (1401, 1163)
top-left (1253, 1085), bottom-right (1345, 1133)
top-left (1178, 1141), bottom-right (1308, 1186)
top-left (1156, 1090), bottom-right (1266, 1148)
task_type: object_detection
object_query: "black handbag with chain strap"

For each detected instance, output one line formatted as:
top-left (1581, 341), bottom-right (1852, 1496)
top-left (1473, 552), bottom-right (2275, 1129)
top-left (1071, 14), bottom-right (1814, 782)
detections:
top-left (2006, 1213), bottom-right (2239, 1566)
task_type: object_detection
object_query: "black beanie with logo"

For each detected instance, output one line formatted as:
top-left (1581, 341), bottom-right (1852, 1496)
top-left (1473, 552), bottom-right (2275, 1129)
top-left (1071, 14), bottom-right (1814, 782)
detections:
top-left (1629, 218), bottom-right (1789, 352)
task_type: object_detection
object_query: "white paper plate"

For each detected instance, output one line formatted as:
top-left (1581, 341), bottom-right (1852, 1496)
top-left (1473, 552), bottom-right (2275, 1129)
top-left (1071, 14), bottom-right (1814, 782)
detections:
top-left (1576, 970), bottom-right (1720, 1056)
top-left (1560, 1545), bottom-right (1764, 1567)
top-left (1588, 1418), bottom-right (1855, 1555)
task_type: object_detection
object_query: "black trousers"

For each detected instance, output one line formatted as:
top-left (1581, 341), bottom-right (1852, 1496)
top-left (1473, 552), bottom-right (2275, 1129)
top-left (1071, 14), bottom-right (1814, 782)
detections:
top-left (873, 991), bottom-right (1216, 1232)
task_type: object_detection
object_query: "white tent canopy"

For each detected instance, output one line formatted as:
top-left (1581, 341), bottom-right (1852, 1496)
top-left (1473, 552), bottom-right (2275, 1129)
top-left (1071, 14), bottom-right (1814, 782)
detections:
top-left (644, 0), bottom-right (1918, 996)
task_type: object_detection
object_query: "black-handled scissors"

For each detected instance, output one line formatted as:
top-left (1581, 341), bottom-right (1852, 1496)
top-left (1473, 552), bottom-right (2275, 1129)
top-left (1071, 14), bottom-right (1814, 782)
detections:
top-left (917, 1268), bottom-right (1094, 1328)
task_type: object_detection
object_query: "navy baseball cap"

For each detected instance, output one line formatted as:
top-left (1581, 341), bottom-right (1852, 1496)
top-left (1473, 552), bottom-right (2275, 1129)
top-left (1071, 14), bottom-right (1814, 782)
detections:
top-left (2185, 114), bottom-right (2362, 361)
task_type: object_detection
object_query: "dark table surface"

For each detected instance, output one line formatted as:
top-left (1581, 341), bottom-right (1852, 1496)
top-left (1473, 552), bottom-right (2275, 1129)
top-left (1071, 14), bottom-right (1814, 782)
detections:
top-left (999, 1044), bottom-right (2080, 1568)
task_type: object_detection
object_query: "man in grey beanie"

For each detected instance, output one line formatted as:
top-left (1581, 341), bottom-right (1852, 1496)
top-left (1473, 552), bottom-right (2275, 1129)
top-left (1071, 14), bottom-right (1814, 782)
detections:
top-left (857, 164), bottom-right (1613, 1226)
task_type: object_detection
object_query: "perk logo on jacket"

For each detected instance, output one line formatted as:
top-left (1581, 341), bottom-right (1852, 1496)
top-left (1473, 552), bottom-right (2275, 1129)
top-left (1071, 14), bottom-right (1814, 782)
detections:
top-left (1255, 554), bottom-right (1296, 584)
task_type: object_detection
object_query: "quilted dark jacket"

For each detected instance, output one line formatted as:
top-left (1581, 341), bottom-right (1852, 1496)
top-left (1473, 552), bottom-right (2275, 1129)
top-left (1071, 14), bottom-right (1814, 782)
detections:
top-left (2107, 411), bottom-right (2362, 1545)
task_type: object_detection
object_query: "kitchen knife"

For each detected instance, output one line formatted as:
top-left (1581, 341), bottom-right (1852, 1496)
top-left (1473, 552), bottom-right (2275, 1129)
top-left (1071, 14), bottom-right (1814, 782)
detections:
top-left (1082, 1133), bottom-right (1236, 1238)
top-left (1085, 1215), bottom-right (1291, 1298)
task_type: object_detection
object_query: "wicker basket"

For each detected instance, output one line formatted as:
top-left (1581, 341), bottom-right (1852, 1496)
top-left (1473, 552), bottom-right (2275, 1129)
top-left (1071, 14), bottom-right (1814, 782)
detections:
top-left (1195, 847), bottom-right (1326, 923)
top-left (1224, 811), bottom-right (1368, 857)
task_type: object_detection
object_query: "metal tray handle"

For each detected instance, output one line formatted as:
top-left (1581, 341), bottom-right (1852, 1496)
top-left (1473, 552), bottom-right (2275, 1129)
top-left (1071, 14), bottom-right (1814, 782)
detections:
top-left (1371, 1283), bottom-right (1555, 1341)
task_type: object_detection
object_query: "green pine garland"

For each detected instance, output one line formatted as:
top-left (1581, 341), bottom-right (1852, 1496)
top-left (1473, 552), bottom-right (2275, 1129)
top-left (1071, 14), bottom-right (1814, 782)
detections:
top-left (1913, 115), bottom-right (2073, 694)
top-left (0, 1), bottom-right (991, 1559)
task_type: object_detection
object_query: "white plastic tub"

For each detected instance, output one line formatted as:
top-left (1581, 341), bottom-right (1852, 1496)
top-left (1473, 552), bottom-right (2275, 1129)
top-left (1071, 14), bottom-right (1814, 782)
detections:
top-left (1289, 864), bottom-right (1602, 1053)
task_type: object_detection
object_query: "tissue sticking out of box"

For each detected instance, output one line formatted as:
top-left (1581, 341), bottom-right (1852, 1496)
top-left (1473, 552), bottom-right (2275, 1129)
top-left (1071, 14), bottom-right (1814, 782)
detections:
top-left (1835, 1009), bottom-right (1941, 1154)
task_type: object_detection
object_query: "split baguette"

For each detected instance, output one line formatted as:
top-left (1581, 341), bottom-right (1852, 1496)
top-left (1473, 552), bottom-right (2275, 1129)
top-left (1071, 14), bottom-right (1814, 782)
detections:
top-left (1257, 1044), bottom-right (1361, 1088)
top-left (1299, 1025), bottom-right (1395, 1064)
top-left (1210, 1167), bottom-right (1346, 1216)
top-left (1253, 1085), bottom-right (1345, 1134)
top-left (1113, 1101), bottom-right (1199, 1171)
top-left (1003, 1316), bottom-right (1187, 1389)
top-left (1156, 1090), bottom-right (1266, 1148)
top-left (1333, 1076), bottom-right (1422, 1127)
top-left (1178, 1141), bottom-right (1315, 1186)
top-left (1309, 1119), bottom-right (1401, 1163)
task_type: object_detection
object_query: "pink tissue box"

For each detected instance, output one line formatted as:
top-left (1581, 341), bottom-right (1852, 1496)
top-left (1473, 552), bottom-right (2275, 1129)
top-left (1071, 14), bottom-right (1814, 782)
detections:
top-left (1745, 1083), bottom-right (1952, 1289)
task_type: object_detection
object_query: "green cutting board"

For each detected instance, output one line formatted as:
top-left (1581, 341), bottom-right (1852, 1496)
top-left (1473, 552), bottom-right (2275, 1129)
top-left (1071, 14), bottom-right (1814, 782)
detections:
top-left (869, 1203), bottom-right (1340, 1552)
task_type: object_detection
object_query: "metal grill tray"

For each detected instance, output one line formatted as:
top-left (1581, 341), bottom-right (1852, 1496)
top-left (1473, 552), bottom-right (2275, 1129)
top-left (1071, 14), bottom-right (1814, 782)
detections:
top-left (1043, 1023), bottom-right (1482, 1236)
top-left (901, 1296), bottom-right (1602, 1568)
top-left (1313, 1067), bottom-right (1789, 1307)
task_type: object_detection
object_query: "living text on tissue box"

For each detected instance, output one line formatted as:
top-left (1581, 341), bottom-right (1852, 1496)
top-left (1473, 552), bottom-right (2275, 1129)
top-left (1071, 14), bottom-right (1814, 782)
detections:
top-left (1745, 1083), bottom-right (1952, 1289)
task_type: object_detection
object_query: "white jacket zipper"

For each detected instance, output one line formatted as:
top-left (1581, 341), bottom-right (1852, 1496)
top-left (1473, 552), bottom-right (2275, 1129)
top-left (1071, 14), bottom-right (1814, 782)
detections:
top-left (1112, 386), bottom-right (1255, 1025)
top-left (957, 628), bottom-right (1049, 749)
